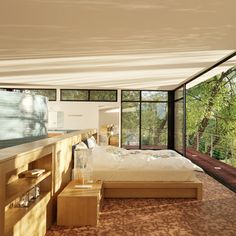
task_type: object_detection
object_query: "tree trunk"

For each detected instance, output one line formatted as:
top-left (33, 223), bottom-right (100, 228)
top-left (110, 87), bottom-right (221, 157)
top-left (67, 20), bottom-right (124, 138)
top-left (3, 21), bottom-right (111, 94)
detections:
top-left (206, 135), bottom-right (220, 156)
top-left (192, 69), bottom-right (233, 149)
top-left (154, 113), bottom-right (168, 145)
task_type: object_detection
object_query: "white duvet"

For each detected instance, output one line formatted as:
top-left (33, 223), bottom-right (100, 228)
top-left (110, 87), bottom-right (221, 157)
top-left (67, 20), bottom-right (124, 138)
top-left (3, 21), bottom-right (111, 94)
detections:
top-left (90, 146), bottom-right (202, 182)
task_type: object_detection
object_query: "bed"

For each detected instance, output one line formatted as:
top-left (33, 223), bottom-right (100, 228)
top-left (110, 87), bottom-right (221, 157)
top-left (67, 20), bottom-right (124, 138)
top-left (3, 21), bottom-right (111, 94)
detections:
top-left (74, 142), bottom-right (203, 200)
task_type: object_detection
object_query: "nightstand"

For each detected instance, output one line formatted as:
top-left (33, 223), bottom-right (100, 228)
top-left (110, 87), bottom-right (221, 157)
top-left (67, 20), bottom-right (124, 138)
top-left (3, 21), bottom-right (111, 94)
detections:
top-left (57, 180), bottom-right (103, 226)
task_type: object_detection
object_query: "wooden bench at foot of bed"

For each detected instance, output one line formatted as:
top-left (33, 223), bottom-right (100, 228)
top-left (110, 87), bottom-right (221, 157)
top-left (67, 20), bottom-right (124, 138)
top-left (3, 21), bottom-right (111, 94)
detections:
top-left (103, 178), bottom-right (203, 200)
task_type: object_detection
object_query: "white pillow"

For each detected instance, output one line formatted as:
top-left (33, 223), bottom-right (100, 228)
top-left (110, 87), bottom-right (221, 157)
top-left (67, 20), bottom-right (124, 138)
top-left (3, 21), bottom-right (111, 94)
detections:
top-left (87, 137), bottom-right (96, 149)
top-left (75, 141), bottom-right (88, 150)
top-left (90, 135), bottom-right (97, 144)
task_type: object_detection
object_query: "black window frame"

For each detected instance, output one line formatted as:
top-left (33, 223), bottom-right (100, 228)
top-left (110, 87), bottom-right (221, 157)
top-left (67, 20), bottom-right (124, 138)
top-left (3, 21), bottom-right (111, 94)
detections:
top-left (60, 89), bottom-right (117, 102)
top-left (173, 51), bottom-right (236, 158)
top-left (89, 89), bottom-right (117, 102)
top-left (121, 90), bottom-right (141, 102)
top-left (173, 86), bottom-right (185, 155)
top-left (0, 88), bottom-right (57, 101)
top-left (60, 89), bottom-right (89, 101)
top-left (121, 90), bottom-right (170, 150)
top-left (141, 90), bottom-right (168, 102)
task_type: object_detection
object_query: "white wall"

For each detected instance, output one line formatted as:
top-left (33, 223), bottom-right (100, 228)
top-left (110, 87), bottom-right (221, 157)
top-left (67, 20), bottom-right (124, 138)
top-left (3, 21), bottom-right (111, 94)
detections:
top-left (48, 101), bottom-right (119, 130)
top-left (0, 87), bottom-right (121, 131)
top-left (99, 109), bottom-right (119, 130)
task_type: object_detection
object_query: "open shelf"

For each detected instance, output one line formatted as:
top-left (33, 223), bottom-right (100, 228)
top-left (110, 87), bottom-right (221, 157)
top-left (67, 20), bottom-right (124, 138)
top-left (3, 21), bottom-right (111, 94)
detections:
top-left (0, 129), bottom-right (96, 236)
top-left (5, 192), bottom-right (51, 236)
top-left (5, 171), bottom-right (51, 206)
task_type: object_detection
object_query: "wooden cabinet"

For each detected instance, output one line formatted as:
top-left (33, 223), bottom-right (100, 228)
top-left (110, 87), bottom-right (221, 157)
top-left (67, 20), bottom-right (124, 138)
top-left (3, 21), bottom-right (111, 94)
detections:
top-left (57, 180), bottom-right (103, 226)
top-left (3, 146), bottom-right (53, 236)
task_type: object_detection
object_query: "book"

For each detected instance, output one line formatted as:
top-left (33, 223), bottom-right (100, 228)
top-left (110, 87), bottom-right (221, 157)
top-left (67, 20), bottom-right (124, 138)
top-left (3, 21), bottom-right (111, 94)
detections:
top-left (20, 169), bottom-right (46, 178)
top-left (74, 185), bottom-right (92, 189)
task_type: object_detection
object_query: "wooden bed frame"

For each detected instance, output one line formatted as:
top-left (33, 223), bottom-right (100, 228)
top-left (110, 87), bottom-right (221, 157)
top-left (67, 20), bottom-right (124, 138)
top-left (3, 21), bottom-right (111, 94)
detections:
top-left (79, 139), bottom-right (203, 200)
top-left (103, 178), bottom-right (203, 200)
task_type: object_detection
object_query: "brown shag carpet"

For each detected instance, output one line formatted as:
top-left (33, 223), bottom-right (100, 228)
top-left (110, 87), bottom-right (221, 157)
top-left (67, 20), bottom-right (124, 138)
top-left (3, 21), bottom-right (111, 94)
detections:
top-left (46, 173), bottom-right (236, 236)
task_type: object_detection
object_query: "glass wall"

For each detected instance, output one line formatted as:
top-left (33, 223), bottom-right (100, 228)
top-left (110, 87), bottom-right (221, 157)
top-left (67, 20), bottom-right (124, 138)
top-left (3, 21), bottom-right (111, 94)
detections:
top-left (141, 102), bottom-right (168, 149)
top-left (174, 87), bottom-right (184, 153)
top-left (61, 89), bottom-right (89, 101)
top-left (121, 90), bottom-right (168, 149)
top-left (186, 60), bottom-right (236, 167)
top-left (61, 89), bottom-right (117, 102)
top-left (121, 102), bottom-right (140, 149)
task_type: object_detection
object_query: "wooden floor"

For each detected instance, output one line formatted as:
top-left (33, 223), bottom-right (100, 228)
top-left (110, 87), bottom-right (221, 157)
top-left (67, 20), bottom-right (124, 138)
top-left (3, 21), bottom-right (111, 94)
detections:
top-left (186, 148), bottom-right (236, 192)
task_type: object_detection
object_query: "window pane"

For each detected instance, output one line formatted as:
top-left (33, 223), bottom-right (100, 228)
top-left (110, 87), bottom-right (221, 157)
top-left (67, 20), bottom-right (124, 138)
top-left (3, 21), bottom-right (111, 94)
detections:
top-left (0, 88), bottom-right (56, 101)
top-left (141, 91), bottom-right (168, 101)
top-left (25, 89), bottom-right (56, 101)
top-left (90, 90), bottom-right (117, 101)
top-left (121, 102), bottom-right (140, 149)
top-left (61, 89), bottom-right (88, 101)
top-left (175, 99), bottom-right (183, 153)
top-left (175, 87), bottom-right (183, 100)
top-left (141, 102), bottom-right (168, 149)
top-left (0, 91), bottom-right (48, 149)
top-left (122, 90), bottom-right (140, 101)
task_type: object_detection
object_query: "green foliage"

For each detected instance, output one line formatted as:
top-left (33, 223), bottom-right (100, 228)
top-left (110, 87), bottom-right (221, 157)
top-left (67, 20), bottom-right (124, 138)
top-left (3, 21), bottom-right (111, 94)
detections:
top-left (122, 91), bottom-right (140, 101)
top-left (61, 89), bottom-right (117, 101)
top-left (27, 89), bottom-right (57, 101)
top-left (175, 99), bottom-right (183, 152)
top-left (121, 102), bottom-right (140, 146)
top-left (141, 91), bottom-right (168, 101)
top-left (141, 103), bottom-right (168, 146)
top-left (90, 90), bottom-right (117, 101)
top-left (187, 66), bottom-right (236, 167)
top-left (2, 88), bottom-right (57, 101)
top-left (61, 89), bottom-right (88, 100)
top-left (122, 90), bottom-right (168, 102)
top-left (121, 91), bottom-right (168, 148)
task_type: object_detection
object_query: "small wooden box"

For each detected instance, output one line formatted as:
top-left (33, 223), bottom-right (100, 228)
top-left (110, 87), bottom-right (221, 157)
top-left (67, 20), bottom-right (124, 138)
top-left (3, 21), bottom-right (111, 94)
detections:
top-left (57, 180), bottom-right (102, 226)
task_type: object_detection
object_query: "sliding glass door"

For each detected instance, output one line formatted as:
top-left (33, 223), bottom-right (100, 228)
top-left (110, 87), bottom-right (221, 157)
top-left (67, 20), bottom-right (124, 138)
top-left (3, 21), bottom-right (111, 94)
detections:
top-left (121, 90), bottom-right (168, 149)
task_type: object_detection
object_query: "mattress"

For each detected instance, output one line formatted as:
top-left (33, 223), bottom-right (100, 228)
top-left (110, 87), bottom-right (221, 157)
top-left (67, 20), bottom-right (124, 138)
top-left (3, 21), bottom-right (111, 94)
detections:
top-left (90, 146), bottom-right (201, 182)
